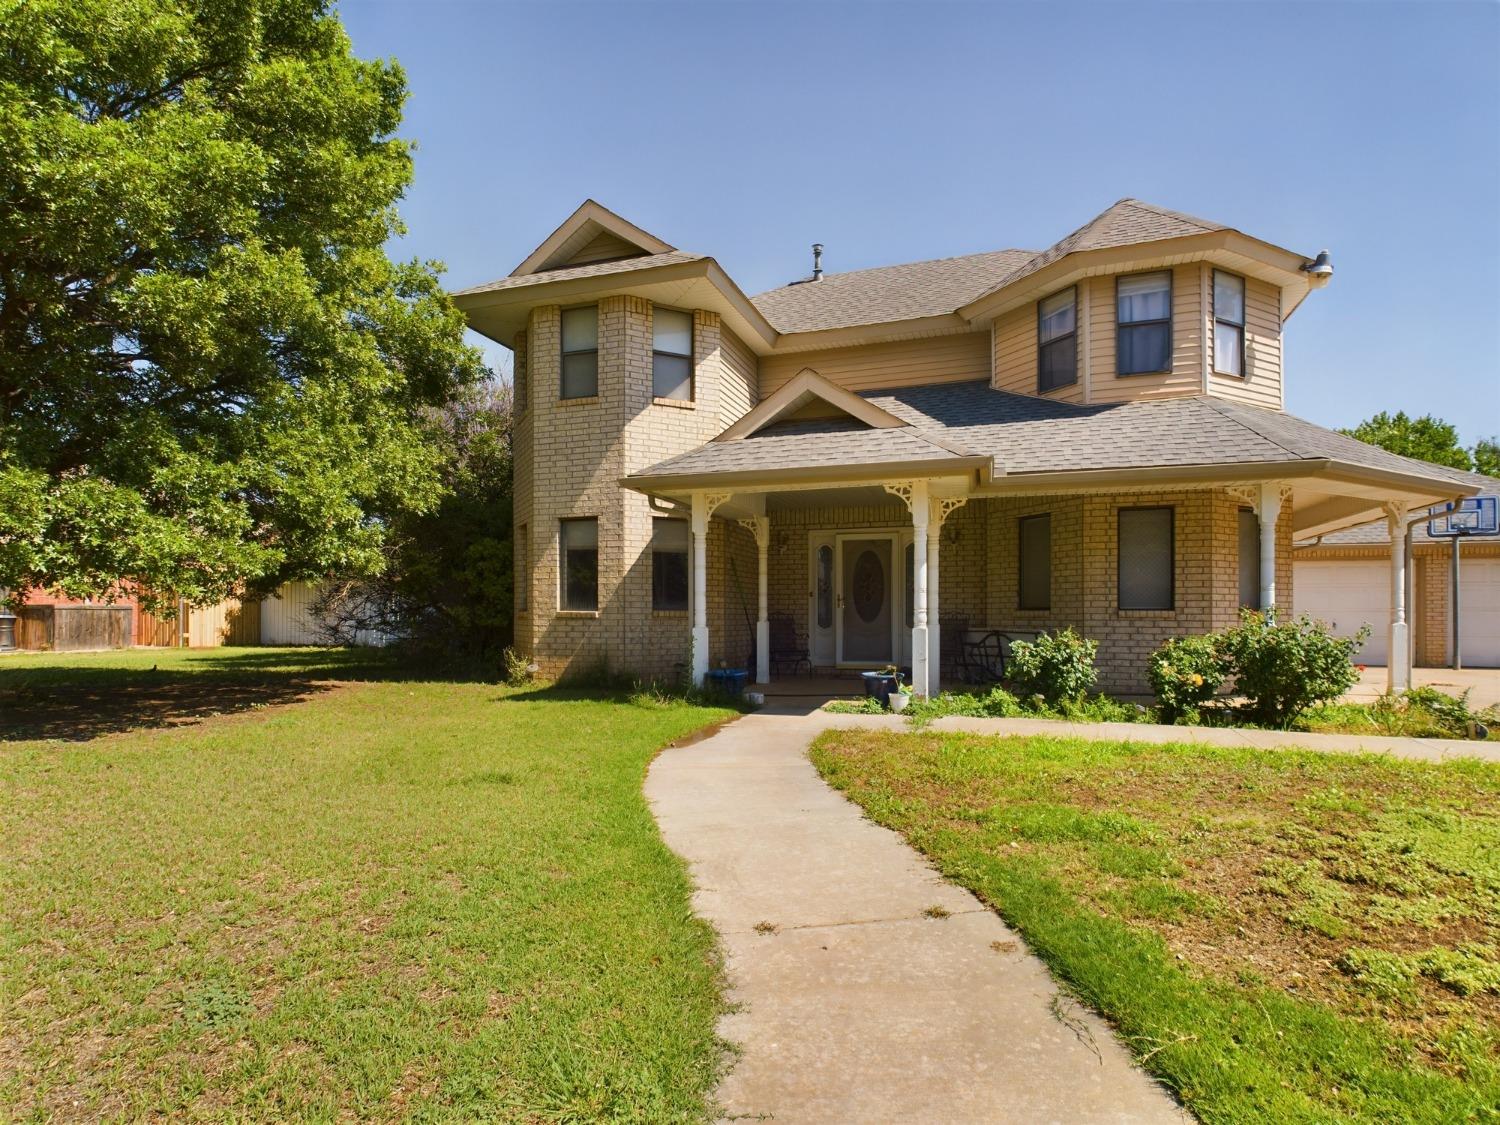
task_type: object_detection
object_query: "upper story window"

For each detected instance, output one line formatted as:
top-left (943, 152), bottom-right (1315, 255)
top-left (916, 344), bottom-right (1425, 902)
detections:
top-left (560, 306), bottom-right (598, 399)
top-left (652, 307), bottom-right (694, 400)
top-left (514, 346), bottom-right (527, 411)
top-left (1116, 271), bottom-right (1172, 376)
top-left (1036, 288), bottom-right (1077, 393)
top-left (1213, 271), bottom-right (1246, 377)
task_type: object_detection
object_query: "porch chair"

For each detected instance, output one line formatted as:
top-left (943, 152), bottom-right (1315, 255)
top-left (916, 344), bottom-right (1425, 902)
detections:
top-left (939, 615), bottom-right (970, 683)
top-left (768, 613), bottom-right (812, 678)
top-left (962, 630), bottom-right (1012, 684)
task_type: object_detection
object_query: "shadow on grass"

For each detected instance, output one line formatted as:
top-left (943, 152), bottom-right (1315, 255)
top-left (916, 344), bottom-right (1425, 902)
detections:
top-left (0, 648), bottom-right (487, 744)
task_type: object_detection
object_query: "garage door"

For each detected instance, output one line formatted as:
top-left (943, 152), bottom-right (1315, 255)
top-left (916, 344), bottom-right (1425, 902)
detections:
top-left (1293, 560), bottom-right (1388, 664)
top-left (1459, 558), bottom-right (1500, 667)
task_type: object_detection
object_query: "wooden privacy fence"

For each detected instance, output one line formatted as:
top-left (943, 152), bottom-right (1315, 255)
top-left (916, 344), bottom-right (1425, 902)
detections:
top-left (15, 605), bottom-right (134, 651)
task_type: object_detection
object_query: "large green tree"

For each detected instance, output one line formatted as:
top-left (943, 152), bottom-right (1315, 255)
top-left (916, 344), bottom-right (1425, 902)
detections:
top-left (1474, 437), bottom-right (1499, 479)
top-left (0, 0), bottom-right (484, 609)
top-left (1340, 411), bottom-right (1475, 472)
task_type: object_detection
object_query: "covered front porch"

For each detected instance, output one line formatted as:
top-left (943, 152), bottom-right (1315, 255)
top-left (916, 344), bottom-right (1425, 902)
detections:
top-left (638, 468), bottom-right (1455, 699)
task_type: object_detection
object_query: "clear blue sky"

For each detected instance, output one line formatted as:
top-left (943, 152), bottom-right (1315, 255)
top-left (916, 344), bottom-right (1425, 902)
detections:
top-left (340, 0), bottom-right (1499, 446)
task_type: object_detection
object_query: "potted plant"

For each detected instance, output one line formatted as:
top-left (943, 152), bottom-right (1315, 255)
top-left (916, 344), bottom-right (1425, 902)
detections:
top-left (889, 677), bottom-right (912, 713)
top-left (861, 664), bottom-right (903, 708)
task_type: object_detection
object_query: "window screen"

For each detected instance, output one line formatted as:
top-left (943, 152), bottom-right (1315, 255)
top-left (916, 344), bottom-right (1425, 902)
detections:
top-left (1238, 507), bottom-right (1261, 609)
top-left (1018, 514), bottom-right (1051, 610)
top-left (1118, 507), bottom-right (1173, 609)
top-left (651, 518), bottom-right (689, 611)
top-left (1037, 289), bottom-right (1077, 393)
top-left (1214, 271), bottom-right (1246, 377)
top-left (559, 518), bottom-right (598, 610)
top-left (561, 307), bottom-right (598, 399)
top-left (652, 308), bottom-right (693, 400)
top-left (1117, 271), bottom-right (1172, 375)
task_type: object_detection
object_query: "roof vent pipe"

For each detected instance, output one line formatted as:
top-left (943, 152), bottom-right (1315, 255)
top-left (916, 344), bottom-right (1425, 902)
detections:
top-left (812, 243), bottom-right (823, 281)
top-left (1301, 248), bottom-right (1334, 288)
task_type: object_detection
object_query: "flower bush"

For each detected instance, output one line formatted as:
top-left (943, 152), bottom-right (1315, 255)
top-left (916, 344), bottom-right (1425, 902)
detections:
top-left (1148, 634), bottom-right (1231, 723)
top-left (1007, 628), bottom-right (1099, 704)
top-left (1219, 611), bottom-right (1367, 729)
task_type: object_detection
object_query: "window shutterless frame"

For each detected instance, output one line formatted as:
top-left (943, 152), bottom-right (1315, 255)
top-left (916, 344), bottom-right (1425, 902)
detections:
top-left (1036, 287), bottom-right (1078, 394)
top-left (559, 305), bottom-right (599, 400)
top-left (1117, 506), bottom-right (1175, 610)
top-left (1212, 270), bottom-right (1247, 378)
top-left (1115, 270), bottom-right (1173, 376)
top-left (1017, 513), bottom-right (1052, 610)
top-left (651, 306), bottom-right (694, 401)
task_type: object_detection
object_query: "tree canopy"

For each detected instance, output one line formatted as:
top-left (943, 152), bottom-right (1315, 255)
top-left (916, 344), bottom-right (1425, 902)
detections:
top-left (0, 0), bottom-right (485, 609)
top-left (1340, 411), bottom-right (1491, 476)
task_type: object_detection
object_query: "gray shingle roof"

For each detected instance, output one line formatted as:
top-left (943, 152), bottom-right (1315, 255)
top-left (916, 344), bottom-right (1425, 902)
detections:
top-left (630, 381), bottom-right (1487, 488)
top-left (971, 199), bottom-right (1225, 300)
top-left (1304, 473), bottom-right (1500, 546)
top-left (749, 249), bottom-right (1034, 334)
top-left (630, 419), bottom-right (974, 479)
top-left (451, 251), bottom-right (704, 297)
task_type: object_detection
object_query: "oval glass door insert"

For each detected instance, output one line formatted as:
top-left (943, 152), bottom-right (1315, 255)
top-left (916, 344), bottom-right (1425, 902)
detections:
top-left (852, 549), bottom-right (885, 624)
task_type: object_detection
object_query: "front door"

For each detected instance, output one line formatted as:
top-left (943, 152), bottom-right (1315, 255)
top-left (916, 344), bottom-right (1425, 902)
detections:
top-left (836, 535), bottom-right (896, 666)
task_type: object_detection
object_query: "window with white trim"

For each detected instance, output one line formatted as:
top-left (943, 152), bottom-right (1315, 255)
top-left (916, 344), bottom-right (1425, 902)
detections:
top-left (1116, 271), bottom-right (1172, 375)
top-left (652, 307), bottom-right (693, 400)
top-left (1037, 288), bottom-right (1077, 392)
top-left (560, 306), bottom-right (598, 399)
top-left (1214, 271), bottom-right (1246, 377)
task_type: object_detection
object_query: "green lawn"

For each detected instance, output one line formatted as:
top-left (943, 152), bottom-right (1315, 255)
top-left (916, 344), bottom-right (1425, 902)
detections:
top-left (1, 648), bottom-right (735, 1121)
top-left (812, 729), bottom-right (1500, 1124)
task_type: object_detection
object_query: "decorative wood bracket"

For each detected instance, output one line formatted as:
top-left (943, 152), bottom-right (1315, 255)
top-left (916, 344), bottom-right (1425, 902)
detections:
top-left (929, 496), bottom-right (968, 532)
top-left (737, 516), bottom-right (770, 550)
top-left (882, 481), bottom-right (917, 512)
top-left (702, 493), bottom-right (733, 519)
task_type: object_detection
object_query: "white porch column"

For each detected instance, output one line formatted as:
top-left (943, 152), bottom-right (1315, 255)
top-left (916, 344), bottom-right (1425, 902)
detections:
top-left (911, 481), bottom-right (931, 698)
top-left (740, 516), bottom-right (771, 684)
top-left (1387, 504), bottom-right (1411, 694)
top-left (689, 492), bottom-right (730, 687)
top-left (1258, 482), bottom-right (1283, 618)
top-left (926, 497), bottom-right (966, 689)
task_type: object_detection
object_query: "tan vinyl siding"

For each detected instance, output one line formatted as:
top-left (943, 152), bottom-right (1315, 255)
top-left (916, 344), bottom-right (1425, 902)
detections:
top-left (554, 228), bottom-right (647, 269)
top-left (992, 298), bottom-right (1086, 403)
top-left (1089, 263), bottom-right (1203, 404)
top-left (1209, 274), bottom-right (1283, 409)
top-left (760, 331), bottom-right (990, 396)
top-left (720, 326), bottom-right (759, 422)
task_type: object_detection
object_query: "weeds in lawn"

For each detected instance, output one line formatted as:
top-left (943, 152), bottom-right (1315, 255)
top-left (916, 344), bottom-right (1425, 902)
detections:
top-left (822, 697), bottom-right (886, 714)
top-left (811, 728), bottom-right (1500, 1121)
top-left (922, 904), bottom-right (951, 919)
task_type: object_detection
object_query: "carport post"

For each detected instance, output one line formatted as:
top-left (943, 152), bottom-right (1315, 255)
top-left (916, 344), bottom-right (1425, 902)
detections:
top-left (1386, 504), bottom-right (1411, 694)
top-left (1452, 536), bottom-right (1462, 670)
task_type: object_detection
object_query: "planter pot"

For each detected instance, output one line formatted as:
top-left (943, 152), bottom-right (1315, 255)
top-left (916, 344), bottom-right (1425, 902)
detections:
top-left (861, 671), bottom-right (900, 707)
top-left (889, 691), bottom-right (912, 714)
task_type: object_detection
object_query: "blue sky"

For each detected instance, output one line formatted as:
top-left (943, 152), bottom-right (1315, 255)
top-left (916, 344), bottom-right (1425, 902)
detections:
top-left (340, 0), bottom-right (1499, 446)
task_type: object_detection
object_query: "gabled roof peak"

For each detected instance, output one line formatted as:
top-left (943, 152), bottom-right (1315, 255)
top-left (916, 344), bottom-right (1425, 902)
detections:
top-left (509, 199), bottom-right (677, 277)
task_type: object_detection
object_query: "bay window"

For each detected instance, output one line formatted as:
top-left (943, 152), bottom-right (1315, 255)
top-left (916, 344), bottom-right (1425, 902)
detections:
top-left (1214, 271), bottom-right (1246, 377)
top-left (560, 306), bottom-right (598, 399)
top-left (652, 307), bottom-right (693, 400)
top-left (1116, 271), bottom-right (1172, 375)
top-left (1037, 288), bottom-right (1077, 392)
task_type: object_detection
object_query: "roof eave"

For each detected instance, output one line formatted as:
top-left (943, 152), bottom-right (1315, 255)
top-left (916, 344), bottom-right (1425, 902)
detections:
top-left (622, 455), bottom-right (994, 496)
top-left (957, 230), bottom-right (1317, 324)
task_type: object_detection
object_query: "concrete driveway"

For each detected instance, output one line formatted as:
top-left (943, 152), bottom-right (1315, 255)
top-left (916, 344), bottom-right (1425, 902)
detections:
top-left (646, 710), bottom-right (1185, 1123)
top-left (1349, 666), bottom-right (1500, 709)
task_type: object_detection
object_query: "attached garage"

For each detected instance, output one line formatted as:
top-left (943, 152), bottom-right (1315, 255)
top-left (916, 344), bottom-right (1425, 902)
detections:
top-left (1293, 559), bottom-right (1390, 664)
top-left (1459, 558), bottom-right (1500, 667)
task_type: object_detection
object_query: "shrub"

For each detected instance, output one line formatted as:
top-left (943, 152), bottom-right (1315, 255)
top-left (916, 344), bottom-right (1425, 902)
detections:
top-left (1149, 634), bottom-right (1231, 723)
top-left (501, 646), bottom-right (536, 687)
top-left (1219, 611), bottom-right (1366, 729)
top-left (1006, 628), bottom-right (1098, 704)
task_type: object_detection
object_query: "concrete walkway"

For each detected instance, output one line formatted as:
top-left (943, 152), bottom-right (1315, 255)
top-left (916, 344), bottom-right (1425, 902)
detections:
top-left (646, 710), bottom-right (1186, 1124)
top-left (1349, 666), bottom-right (1500, 710)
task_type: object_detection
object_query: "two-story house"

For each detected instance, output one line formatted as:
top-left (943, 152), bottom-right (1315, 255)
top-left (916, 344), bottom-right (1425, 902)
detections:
top-left (454, 199), bottom-right (1478, 696)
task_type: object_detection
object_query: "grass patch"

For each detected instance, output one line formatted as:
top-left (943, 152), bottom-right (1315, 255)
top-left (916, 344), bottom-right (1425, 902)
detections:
top-left (811, 728), bottom-right (1500, 1122)
top-left (1, 648), bottom-right (735, 1121)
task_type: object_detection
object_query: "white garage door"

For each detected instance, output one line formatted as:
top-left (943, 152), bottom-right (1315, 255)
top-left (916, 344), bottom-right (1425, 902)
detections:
top-left (1459, 558), bottom-right (1500, 667)
top-left (1293, 560), bottom-right (1389, 665)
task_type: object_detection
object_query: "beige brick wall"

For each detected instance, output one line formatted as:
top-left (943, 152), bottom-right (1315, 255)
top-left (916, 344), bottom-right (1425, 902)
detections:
top-left (518, 298), bottom-right (761, 681)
